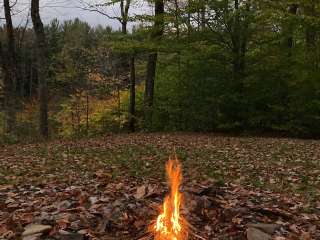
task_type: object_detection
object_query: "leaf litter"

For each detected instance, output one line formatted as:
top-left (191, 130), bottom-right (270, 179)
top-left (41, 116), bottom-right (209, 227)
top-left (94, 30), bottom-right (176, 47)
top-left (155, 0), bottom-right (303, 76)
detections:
top-left (0, 134), bottom-right (319, 239)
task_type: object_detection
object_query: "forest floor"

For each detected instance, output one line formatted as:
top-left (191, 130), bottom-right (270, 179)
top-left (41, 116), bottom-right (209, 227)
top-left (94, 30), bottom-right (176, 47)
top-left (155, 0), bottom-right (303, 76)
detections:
top-left (0, 133), bottom-right (319, 240)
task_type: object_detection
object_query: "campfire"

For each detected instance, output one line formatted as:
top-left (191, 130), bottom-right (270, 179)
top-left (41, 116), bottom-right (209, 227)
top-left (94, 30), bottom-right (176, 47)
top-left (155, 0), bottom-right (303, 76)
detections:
top-left (149, 156), bottom-right (188, 240)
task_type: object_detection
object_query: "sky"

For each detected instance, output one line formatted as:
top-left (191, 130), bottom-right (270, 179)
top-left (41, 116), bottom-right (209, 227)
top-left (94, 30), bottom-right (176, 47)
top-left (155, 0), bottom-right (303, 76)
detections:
top-left (0, 0), bottom-right (147, 29)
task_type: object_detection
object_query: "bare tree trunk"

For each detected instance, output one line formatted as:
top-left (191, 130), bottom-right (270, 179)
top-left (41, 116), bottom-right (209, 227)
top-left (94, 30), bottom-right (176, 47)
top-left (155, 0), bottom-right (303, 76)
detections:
top-left (117, 83), bottom-right (121, 132)
top-left (232, 0), bottom-right (242, 83)
top-left (3, 0), bottom-right (17, 134)
top-left (120, 0), bottom-right (131, 35)
top-left (230, 0), bottom-right (249, 85)
top-left (144, 0), bottom-right (164, 124)
top-left (304, 1), bottom-right (317, 67)
top-left (128, 56), bottom-right (136, 132)
top-left (145, 53), bottom-right (157, 109)
top-left (71, 111), bottom-right (75, 133)
top-left (31, 0), bottom-right (49, 138)
top-left (229, 0), bottom-right (250, 126)
top-left (174, 0), bottom-right (180, 37)
top-left (187, 0), bottom-right (191, 35)
top-left (76, 100), bottom-right (80, 136)
top-left (119, 0), bottom-right (135, 132)
top-left (201, 1), bottom-right (206, 30)
top-left (121, 22), bottom-right (127, 34)
top-left (287, 4), bottom-right (299, 52)
top-left (86, 91), bottom-right (89, 135)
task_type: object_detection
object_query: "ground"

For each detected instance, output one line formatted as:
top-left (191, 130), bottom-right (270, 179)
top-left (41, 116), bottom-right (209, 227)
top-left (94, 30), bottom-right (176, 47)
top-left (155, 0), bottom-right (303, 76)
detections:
top-left (0, 133), bottom-right (319, 240)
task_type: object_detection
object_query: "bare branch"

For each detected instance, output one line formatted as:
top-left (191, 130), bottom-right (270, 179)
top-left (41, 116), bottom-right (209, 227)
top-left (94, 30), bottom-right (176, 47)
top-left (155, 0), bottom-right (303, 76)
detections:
top-left (76, 0), bottom-right (134, 24)
top-left (76, 5), bottom-right (121, 21)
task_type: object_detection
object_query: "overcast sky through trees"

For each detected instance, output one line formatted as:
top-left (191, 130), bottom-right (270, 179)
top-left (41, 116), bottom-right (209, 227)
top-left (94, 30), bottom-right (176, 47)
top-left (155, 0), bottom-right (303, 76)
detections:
top-left (0, 0), bottom-right (140, 29)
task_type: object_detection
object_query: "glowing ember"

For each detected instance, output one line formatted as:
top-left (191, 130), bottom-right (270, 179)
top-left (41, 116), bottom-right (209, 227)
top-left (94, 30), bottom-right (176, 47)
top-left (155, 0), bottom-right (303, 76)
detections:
top-left (150, 156), bottom-right (188, 240)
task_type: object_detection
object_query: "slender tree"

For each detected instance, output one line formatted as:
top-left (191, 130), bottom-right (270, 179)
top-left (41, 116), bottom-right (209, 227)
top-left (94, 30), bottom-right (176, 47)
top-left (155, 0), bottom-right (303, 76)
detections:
top-left (200, 0), bottom-right (206, 30)
top-left (232, 0), bottom-right (241, 82)
top-left (128, 56), bottom-right (136, 132)
top-left (78, 0), bottom-right (132, 35)
top-left (116, 0), bottom-right (136, 132)
top-left (78, 0), bottom-right (135, 132)
top-left (144, 0), bottom-right (165, 122)
top-left (120, 0), bottom-right (131, 34)
top-left (230, 0), bottom-right (250, 88)
top-left (287, 3), bottom-right (299, 50)
top-left (31, 0), bottom-right (49, 138)
top-left (187, 0), bottom-right (192, 35)
top-left (173, 0), bottom-right (180, 37)
top-left (304, 1), bottom-right (317, 67)
top-left (2, 0), bottom-right (17, 134)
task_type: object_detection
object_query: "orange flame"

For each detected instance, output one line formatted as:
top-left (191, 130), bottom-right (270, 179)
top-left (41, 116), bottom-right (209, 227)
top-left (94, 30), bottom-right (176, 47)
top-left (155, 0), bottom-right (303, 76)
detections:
top-left (150, 156), bottom-right (188, 240)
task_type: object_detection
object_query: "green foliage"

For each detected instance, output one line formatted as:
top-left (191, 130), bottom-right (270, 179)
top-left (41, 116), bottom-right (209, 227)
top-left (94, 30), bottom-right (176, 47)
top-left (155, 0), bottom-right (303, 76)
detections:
top-left (1, 1), bottom-right (320, 140)
top-left (150, 44), bottom-right (320, 135)
top-left (145, 0), bottom-right (320, 136)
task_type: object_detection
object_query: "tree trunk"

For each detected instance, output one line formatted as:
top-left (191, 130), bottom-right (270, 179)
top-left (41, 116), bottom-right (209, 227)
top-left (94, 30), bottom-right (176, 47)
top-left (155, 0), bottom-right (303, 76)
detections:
top-left (187, 0), bottom-right (191, 35)
top-left (232, 0), bottom-right (242, 83)
top-left (231, 0), bottom-right (249, 84)
top-left (119, 0), bottom-right (134, 132)
top-left (121, 21), bottom-right (127, 34)
top-left (2, 0), bottom-right (17, 134)
top-left (120, 0), bottom-right (130, 35)
top-left (174, 0), bottom-right (180, 37)
top-left (287, 4), bottom-right (298, 51)
top-left (86, 91), bottom-right (89, 135)
top-left (145, 53), bottom-right (157, 109)
top-left (128, 56), bottom-right (136, 132)
top-left (229, 0), bottom-right (250, 125)
top-left (144, 0), bottom-right (164, 123)
top-left (304, 1), bottom-right (317, 66)
top-left (201, 1), bottom-right (206, 30)
top-left (31, 0), bottom-right (49, 138)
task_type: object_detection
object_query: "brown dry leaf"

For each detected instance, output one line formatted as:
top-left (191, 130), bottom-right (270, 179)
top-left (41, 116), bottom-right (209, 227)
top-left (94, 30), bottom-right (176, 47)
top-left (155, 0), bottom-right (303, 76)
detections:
top-left (289, 224), bottom-right (300, 234)
top-left (20, 213), bottom-right (34, 225)
top-left (78, 192), bottom-right (89, 206)
top-left (301, 231), bottom-right (312, 240)
top-left (56, 218), bottom-right (70, 230)
top-left (0, 230), bottom-right (15, 239)
top-left (134, 220), bottom-right (145, 229)
top-left (134, 185), bottom-right (147, 199)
